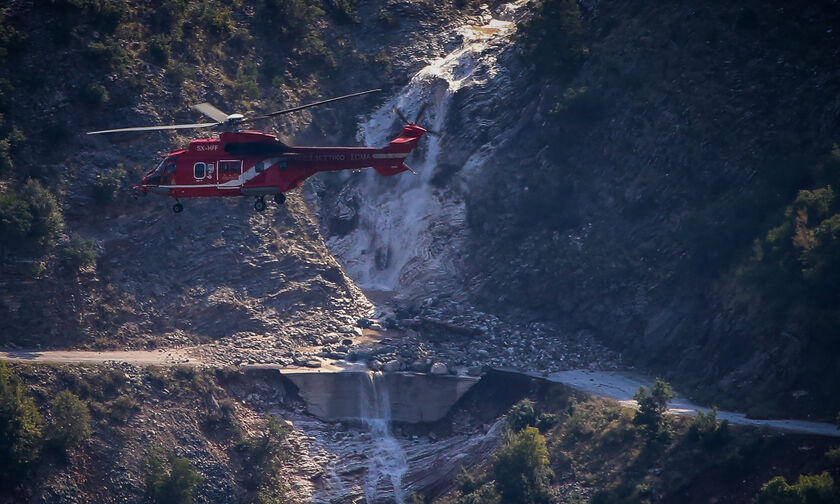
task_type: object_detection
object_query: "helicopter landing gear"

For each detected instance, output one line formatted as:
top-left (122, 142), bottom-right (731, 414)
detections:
top-left (254, 197), bottom-right (267, 212)
top-left (273, 193), bottom-right (286, 205)
top-left (173, 201), bottom-right (184, 213)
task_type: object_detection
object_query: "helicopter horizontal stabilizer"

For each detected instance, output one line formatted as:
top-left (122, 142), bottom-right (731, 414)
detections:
top-left (374, 163), bottom-right (412, 176)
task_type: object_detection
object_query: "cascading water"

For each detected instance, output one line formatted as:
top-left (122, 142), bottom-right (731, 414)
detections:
top-left (360, 372), bottom-right (408, 503)
top-left (325, 1), bottom-right (531, 299)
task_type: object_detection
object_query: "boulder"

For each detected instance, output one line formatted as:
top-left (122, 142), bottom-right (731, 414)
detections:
top-left (383, 359), bottom-right (401, 372)
top-left (430, 362), bottom-right (448, 375)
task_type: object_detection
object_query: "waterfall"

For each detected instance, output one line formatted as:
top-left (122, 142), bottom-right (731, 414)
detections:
top-left (325, 0), bottom-right (531, 297)
top-left (360, 372), bottom-right (408, 504)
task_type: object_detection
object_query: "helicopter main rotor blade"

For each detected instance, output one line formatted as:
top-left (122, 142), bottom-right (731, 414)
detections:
top-left (243, 88), bottom-right (381, 123)
top-left (192, 102), bottom-right (229, 123)
top-left (86, 122), bottom-right (220, 135)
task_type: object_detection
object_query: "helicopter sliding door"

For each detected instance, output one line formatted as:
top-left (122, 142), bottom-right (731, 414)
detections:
top-left (217, 160), bottom-right (243, 189)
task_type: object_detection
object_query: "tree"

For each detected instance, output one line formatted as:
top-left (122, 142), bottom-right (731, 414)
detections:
top-left (47, 390), bottom-right (91, 451)
top-left (492, 426), bottom-right (553, 504)
top-left (633, 378), bottom-right (675, 433)
top-left (0, 361), bottom-right (43, 490)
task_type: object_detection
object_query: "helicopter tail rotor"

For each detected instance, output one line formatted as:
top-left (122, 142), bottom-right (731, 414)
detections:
top-left (392, 103), bottom-right (440, 136)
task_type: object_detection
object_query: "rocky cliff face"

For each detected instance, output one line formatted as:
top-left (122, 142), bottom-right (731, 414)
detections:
top-left (315, 0), bottom-right (840, 419)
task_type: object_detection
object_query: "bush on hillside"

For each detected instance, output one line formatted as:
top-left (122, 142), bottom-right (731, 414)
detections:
top-left (237, 415), bottom-right (290, 493)
top-left (60, 237), bottom-right (97, 270)
top-left (0, 180), bottom-right (64, 252)
top-left (492, 426), bottom-right (554, 504)
top-left (0, 190), bottom-right (33, 244)
top-left (506, 398), bottom-right (560, 432)
top-left (47, 390), bottom-right (91, 452)
top-left (20, 179), bottom-right (63, 247)
top-left (454, 484), bottom-right (501, 504)
top-left (79, 83), bottom-right (109, 107)
top-left (632, 378), bottom-right (675, 434)
top-left (143, 447), bottom-right (204, 504)
top-left (0, 362), bottom-right (43, 490)
top-left (756, 472), bottom-right (837, 504)
top-left (91, 165), bottom-right (126, 203)
top-left (687, 407), bottom-right (730, 449)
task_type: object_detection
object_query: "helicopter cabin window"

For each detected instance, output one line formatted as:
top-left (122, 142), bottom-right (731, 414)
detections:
top-left (220, 160), bottom-right (242, 175)
top-left (163, 161), bottom-right (177, 175)
top-left (193, 162), bottom-right (206, 179)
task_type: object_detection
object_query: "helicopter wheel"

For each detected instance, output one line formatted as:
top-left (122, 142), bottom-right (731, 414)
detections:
top-left (173, 202), bottom-right (184, 213)
top-left (273, 193), bottom-right (286, 205)
top-left (254, 197), bottom-right (267, 212)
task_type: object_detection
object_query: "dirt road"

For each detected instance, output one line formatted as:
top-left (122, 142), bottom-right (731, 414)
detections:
top-left (536, 369), bottom-right (840, 438)
top-left (2, 349), bottom-right (838, 437)
top-left (0, 348), bottom-right (194, 365)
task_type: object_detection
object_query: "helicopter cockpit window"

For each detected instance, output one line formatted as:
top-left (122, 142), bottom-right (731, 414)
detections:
top-left (163, 160), bottom-right (177, 175)
top-left (193, 162), bottom-right (206, 179)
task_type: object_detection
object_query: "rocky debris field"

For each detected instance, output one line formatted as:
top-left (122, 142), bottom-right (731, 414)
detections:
top-left (188, 293), bottom-right (619, 382)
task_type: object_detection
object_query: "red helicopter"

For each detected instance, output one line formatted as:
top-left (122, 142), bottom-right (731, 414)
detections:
top-left (87, 89), bottom-right (429, 213)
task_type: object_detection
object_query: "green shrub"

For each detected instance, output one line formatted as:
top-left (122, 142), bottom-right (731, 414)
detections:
top-left (454, 484), bottom-right (501, 504)
top-left (61, 237), bottom-right (97, 270)
top-left (455, 467), bottom-right (480, 495)
top-left (87, 38), bottom-right (130, 73)
top-left (66, 0), bottom-right (127, 33)
top-left (506, 399), bottom-right (537, 431)
top-left (165, 60), bottom-right (196, 85)
top-left (633, 378), bottom-right (675, 434)
top-left (237, 416), bottom-right (289, 492)
top-left (147, 35), bottom-right (171, 65)
top-left (687, 407), bottom-right (730, 449)
top-left (21, 179), bottom-right (64, 247)
top-left (106, 395), bottom-right (138, 424)
top-left (47, 390), bottom-right (91, 451)
top-left (756, 472), bottom-right (837, 504)
top-left (0, 362), bottom-right (43, 490)
top-left (506, 398), bottom-right (560, 432)
top-left (91, 166), bottom-right (126, 203)
top-left (492, 426), bottom-right (553, 504)
top-left (235, 61), bottom-right (260, 100)
top-left (0, 190), bottom-right (33, 244)
top-left (0, 127), bottom-right (24, 173)
top-left (0, 180), bottom-right (63, 252)
top-left (80, 83), bottom-right (109, 107)
top-left (144, 447), bottom-right (204, 504)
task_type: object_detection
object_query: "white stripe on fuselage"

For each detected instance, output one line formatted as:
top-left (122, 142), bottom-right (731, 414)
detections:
top-left (372, 153), bottom-right (409, 159)
top-left (219, 157), bottom-right (283, 187)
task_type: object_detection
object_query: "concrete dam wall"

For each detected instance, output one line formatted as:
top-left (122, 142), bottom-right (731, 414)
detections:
top-left (278, 369), bottom-right (480, 423)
